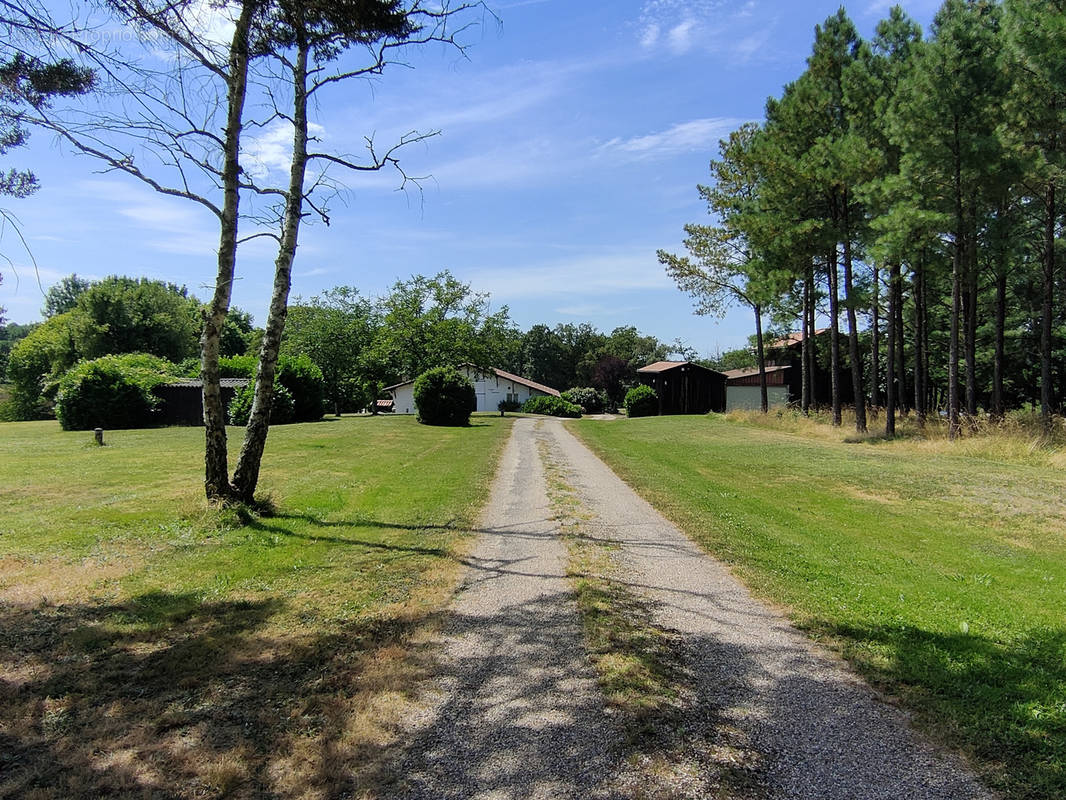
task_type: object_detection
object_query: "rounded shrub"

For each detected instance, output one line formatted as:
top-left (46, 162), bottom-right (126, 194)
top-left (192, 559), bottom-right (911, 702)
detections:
top-left (521, 395), bottom-right (582, 418)
top-left (624, 384), bottom-right (659, 418)
top-left (227, 383), bottom-right (295, 426)
top-left (277, 353), bottom-right (324, 422)
top-left (413, 367), bottom-right (476, 426)
top-left (218, 354), bottom-right (257, 378)
top-left (561, 387), bottom-right (608, 414)
top-left (55, 353), bottom-right (176, 430)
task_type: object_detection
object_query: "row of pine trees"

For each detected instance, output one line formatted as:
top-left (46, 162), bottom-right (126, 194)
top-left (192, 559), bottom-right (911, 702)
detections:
top-left (662, 1), bottom-right (1064, 437)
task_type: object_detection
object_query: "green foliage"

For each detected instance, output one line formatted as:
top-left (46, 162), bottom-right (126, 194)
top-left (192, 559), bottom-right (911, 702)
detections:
top-left (624, 385), bottom-right (659, 418)
top-left (218, 355), bottom-right (257, 378)
top-left (5, 312), bottom-right (80, 419)
top-left (413, 366), bottom-right (475, 426)
top-left (0, 321), bottom-right (37, 382)
top-left (561, 386), bottom-right (608, 413)
top-left (54, 353), bottom-right (178, 431)
top-left (277, 353), bottom-right (324, 422)
top-left (42, 274), bottom-right (92, 318)
top-left (74, 276), bottom-right (201, 363)
top-left (521, 395), bottom-right (581, 418)
top-left (282, 287), bottom-right (376, 414)
top-left (220, 308), bottom-right (256, 357)
top-left (371, 271), bottom-right (521, 385)
top-left (227, 383), bottom-right (294, 426)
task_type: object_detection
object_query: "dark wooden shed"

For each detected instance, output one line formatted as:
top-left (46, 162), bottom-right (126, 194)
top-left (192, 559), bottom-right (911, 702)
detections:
top-left (153, 378), bottom-right (250, 425)
top-left (636, 361), bottom-right (727, 415)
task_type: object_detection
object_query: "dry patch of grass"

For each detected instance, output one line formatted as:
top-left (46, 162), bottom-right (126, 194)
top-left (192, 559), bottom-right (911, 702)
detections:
top-left (0, 416), bottom-right (509, 799)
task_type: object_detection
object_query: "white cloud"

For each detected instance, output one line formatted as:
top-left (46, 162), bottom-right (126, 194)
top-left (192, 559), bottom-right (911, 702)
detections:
top-left (244, 121), bottom-right (328, 180)
top-left (668, 19), bottom-right (697, 54)
top-left (599, 117), bottom-right (743, 161)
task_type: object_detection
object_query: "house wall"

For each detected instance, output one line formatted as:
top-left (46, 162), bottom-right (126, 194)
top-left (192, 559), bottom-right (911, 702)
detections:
top-left (388, 367), bottom-right (551, 415)
top-left (726, 385), bottom-right (790, 411)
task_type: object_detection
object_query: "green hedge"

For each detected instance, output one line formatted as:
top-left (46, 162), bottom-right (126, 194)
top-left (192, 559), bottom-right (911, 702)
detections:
top-left (521, 395), bottom-right (582, 418)
top-left (54, 353), bottom-right (177, 431)
top-left (624, 384), bottom-right (659, 418)
top-left (227, 383), bottom-right (295, 426)
top-left (414, 367), bottom-right (475, 426)
top-left (561, 387), bottom-right (609, 413)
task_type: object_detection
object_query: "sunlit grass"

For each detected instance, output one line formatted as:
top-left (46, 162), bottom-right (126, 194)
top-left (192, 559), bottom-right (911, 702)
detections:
top-left (572, 413), bottom-right (1066, 800)
top-left (0, 415), bottom-right (510, 799)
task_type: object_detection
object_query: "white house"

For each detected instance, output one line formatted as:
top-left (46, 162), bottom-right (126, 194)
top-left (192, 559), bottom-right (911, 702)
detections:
top-left (384, 365), bottom-right (560, 415)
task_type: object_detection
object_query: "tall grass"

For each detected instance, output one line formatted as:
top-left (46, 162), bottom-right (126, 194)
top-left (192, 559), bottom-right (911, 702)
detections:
top-left (726, 406), bottom-right (1066, 467)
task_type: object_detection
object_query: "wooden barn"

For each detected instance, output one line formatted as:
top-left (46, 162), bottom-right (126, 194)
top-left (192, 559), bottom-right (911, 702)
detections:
top-left (153, 378), bottom-right (250, 425)
top-left (635, 361), bottom-right (727, 415)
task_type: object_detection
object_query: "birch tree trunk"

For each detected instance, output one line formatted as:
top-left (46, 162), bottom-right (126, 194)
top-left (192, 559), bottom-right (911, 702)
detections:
top-left (232, 31), bottom-right (311, 503)
top-left (201, 1), bottom-right (255, 502)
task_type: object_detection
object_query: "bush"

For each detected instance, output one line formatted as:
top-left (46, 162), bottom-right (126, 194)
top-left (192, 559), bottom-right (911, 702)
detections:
top-left (277, 353), bottom-right (324, 422)
top-left (219, 354), bottom-right (323, 422)
top-left (497, 398), bottom-right (521, 414)
top-left (414, 367), bottom-right (476, 426)
top-left (54, 353), bottom-right (177, 431)
top-left (521, 395), bottom-right (582, 418)
top-left (227, 383), bottom-right (295, 426)
top-left (624, 384), bottom-right (659, 418)
top-left (561, 386), bottom-right (608, 414)
top-left (219, 355), bottom-right (256, 378)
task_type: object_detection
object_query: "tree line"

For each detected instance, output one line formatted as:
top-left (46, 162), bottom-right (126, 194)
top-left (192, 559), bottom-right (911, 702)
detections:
top-left (660, 0), bottom-right (1065, 438)
top-left (2, 269), bottom-right (686, 419)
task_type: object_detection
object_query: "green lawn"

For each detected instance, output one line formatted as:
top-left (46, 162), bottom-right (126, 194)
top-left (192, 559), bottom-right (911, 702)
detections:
top-left (0, 415), bottom-right (510, 800)
top-left (571, 414), bottom-right (1066, 800)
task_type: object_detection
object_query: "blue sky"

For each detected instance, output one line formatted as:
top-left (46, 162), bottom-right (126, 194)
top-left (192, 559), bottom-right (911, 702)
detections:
top-left (1, 0), bottom-right (940, 357)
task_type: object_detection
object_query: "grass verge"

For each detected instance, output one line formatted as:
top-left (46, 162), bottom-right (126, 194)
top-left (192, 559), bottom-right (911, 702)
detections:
top-left (571, 413), bottom-right (1066, 800)
top-left (0, 415), bottom-right (510, 800)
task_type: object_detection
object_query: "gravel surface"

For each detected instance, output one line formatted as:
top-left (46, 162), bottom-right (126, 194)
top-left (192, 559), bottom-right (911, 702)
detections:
top-left (390, 418), bottom-right (621, 800)
top-left (389, 418), bottom-right (996, 800)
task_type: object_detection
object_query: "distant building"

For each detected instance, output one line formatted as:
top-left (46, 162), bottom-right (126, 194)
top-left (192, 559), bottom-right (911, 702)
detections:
top-left (384, 365), bottom-right (560, 415)
top-left (153, 378), bottom-right (251, 425)
top-left (635, 361), bottom-right (727, 414)
top-left (723, 365), bottom-right (794, 410)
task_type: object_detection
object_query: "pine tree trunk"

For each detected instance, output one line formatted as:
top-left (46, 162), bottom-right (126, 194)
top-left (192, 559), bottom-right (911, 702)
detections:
top-left (232, 33), bottom-right (311, 503)
top-left (801, 270), bottom-right (811, 415)
top-left (754, 304), bottom-right (768, 413)
top-left (828, 249), bottom-right (842, 427)
top-left (1041, 179), bottom-right (1055, 432)
top-left (964, 224), bottom-right (978, 420)
top-left (949, 124), bottom-right (963, 440)
top-left (202, 2), bottom-right (254, 503)
top-left (894, 268), bottom-right (908, 413)
top-left (993, 264), bottom-right (1006, 419)
top-left (886, 262), bottom-right (899, 438)
top-left (842, 198), bottom-right (866, 433)
top-left (871, 263), bottom-right (880, 412)
top-left (914, 257), bottom-right (926, 427)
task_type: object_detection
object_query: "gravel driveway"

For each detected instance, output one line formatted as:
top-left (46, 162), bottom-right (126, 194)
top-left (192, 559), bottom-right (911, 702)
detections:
top-left (389, 417), bottom-right (995, 800)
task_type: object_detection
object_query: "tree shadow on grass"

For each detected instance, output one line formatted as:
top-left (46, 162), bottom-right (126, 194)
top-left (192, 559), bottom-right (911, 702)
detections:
top-left (820, 621), bottom-right (1066, 799)
top-left (0, 590), bottom-right (443, 799)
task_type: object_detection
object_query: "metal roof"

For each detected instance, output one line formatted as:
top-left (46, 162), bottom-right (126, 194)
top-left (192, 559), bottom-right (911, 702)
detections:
top-left (636, 361), bottom-right (690, 373)
top-left (769, 328), bottom-right (830, 349)
top-left (163, 378), bottom-right (251, 389)
top-left (722, 365), bottom-right (791, 380)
